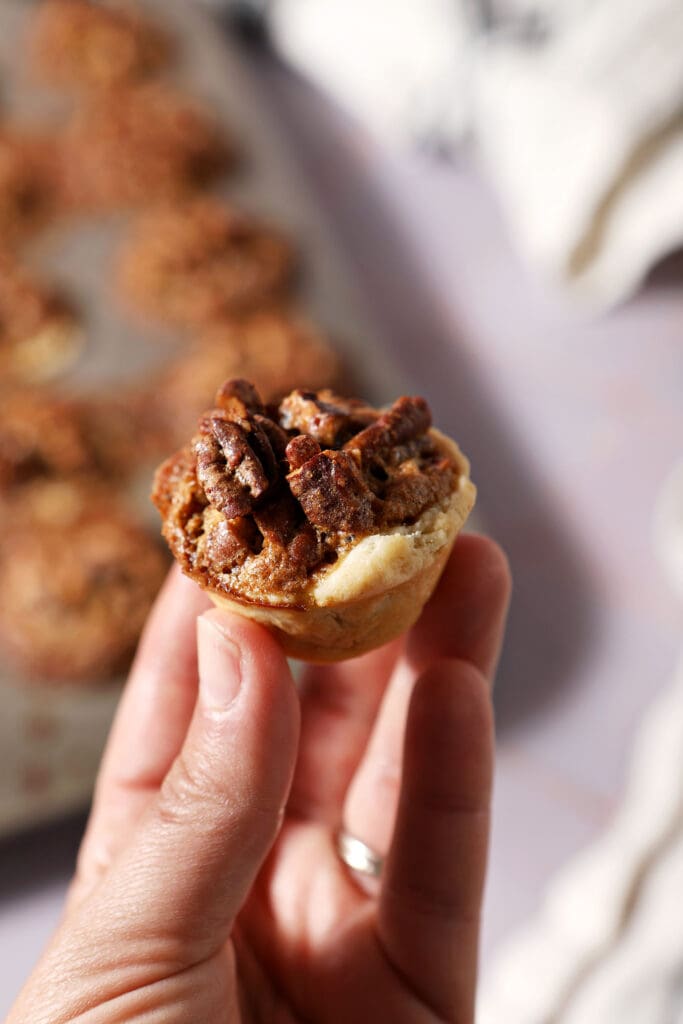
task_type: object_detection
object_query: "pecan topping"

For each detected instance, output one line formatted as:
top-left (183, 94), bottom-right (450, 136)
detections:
top-left (285, 434), bottom-right (321, 471)
top-left (345, 396), bottom-right (431, 461)
top-left (153, 380), bottom-right (459, 594)
top-left (205, 515), bottom-right (262, 571)
top-left (279, 390), bottom-right (375, 447)
top-left (215, 378), bottom-right (263, 416)
top-left (380, 456), bottom-right (455, 525)
top-left (253, 490), bottom-right (302, 548)
top-left (288, 450), bottom-right (376, 534)
top-left (254, 414), bottom-right (289, 462)
top-left (193, 414), bottom-right (275, 519)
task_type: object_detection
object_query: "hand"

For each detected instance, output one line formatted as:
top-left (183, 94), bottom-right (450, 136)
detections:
top-left (9, 534), bottom-right (510, 1024)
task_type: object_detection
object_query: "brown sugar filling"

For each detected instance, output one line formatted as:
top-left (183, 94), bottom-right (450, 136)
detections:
top-left (153, 379), bottom-right (459, 603)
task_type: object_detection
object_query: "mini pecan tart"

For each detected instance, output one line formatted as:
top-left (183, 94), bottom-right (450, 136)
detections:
top-left (153, 379), bottom-right (476, 661)
top-left (0, 500), bottom-right (167, 682)
top-left (0, 390), bottom-right (95, 492)
top-left (152, 306), bottom-right (341, 446)
top-left (60, 84), bottom-right (232, 209)
top-left (0, 253), bottom-right (82, 385)
top-left (117, 198), bottom-right (294, 327)
top-left (29, 0), bottom-right (171, 92)
top-left (0, 388), bottom-right (158, 499)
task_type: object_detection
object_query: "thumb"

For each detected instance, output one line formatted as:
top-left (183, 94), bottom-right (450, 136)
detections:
top-left (92, 609), bottom-right (300, 961)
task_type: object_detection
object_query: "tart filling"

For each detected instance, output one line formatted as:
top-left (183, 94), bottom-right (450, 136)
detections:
top-left (153, 380), bottom-right (469, 608)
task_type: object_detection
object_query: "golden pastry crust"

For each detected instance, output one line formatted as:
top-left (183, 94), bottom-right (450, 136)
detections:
top-left (29, 0), bottom-right (171, 91)
top-left (0, 131), bottom-right (59, 244)
top-left (0, 500), bottom-right (167, 681)
top-left (0, 253), bottom-right (82, 386)
top-left (153, 380), bottom-right (475, 661)
top-left (117, 199), bottom-right (294, 327)
top-left (151, 307), bottom-right (341, 446)
top-left (60, 84), bottom-right (232, 209)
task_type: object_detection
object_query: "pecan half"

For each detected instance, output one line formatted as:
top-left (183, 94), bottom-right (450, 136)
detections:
top-left (205, 515), bottom-right (262, 571)
top-left (193, 415), bottom-right (273, 519)
top-left (344, 396), bottom-right (431, 462)
top-left (285, 433), bottom-right (321, 472)
top-left (215, 378), bottom-right (264, 416)
top-left (380, 457), bottom-right (455, 525)
top-left (279, 390), bottom-right (375, 447)
top-left (288, 449), bottom-right (376, 534)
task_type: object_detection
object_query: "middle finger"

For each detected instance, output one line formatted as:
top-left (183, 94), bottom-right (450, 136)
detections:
top-left (286, 638), bottom-right (402, 825)
top-left (343, 534), bottom-right (510, 860)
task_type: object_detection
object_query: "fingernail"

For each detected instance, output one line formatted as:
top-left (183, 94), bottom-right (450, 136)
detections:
top-left (197, 615), bottom-right (242, 710)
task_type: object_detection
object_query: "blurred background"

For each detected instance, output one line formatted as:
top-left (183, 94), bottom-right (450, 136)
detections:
top-left (1, 2), bottom-right (682, 1021)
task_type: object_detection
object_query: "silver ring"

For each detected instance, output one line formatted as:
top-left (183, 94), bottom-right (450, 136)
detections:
top-left (336, 829), bottom-right (384, 879)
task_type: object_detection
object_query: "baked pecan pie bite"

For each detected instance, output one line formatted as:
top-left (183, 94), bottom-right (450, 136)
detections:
top-left (117, 198), bottom-right (294, 327)
top-left (0, 388), bottom-right (158, 499)
top-left (60, 85), bottom-right (232, 209)
top-left (29, 0), bottom-right (171, 92)
top-left (153, 380), bottom-right (475, 661)
top-left (0, 500), bottom-right (167, 681)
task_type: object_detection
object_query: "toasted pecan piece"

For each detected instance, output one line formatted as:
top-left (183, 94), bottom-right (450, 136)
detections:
top-left (153, 380), bottom-right (463, 598)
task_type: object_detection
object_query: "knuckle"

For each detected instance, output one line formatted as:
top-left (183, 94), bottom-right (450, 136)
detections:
top-left (156, 748), bottom-right (224, 830)
top-left (156, 747), bottom-right (283, 843)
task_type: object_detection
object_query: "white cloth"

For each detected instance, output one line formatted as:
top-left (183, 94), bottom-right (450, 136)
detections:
top-left (474, 0), bottom-right (683, 305)
top-left (265, 0), bottom-right (683, 307)
top-left (479, 658), bottom-right (683, 1023)
top-left (269, 0), bottom-right (473, 149)
top-left (478, 459), bottom-right (683, 1024)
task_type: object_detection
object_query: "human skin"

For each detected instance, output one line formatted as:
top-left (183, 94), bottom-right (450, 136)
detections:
top-left (8, 533), bottom-right (510, 1024)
